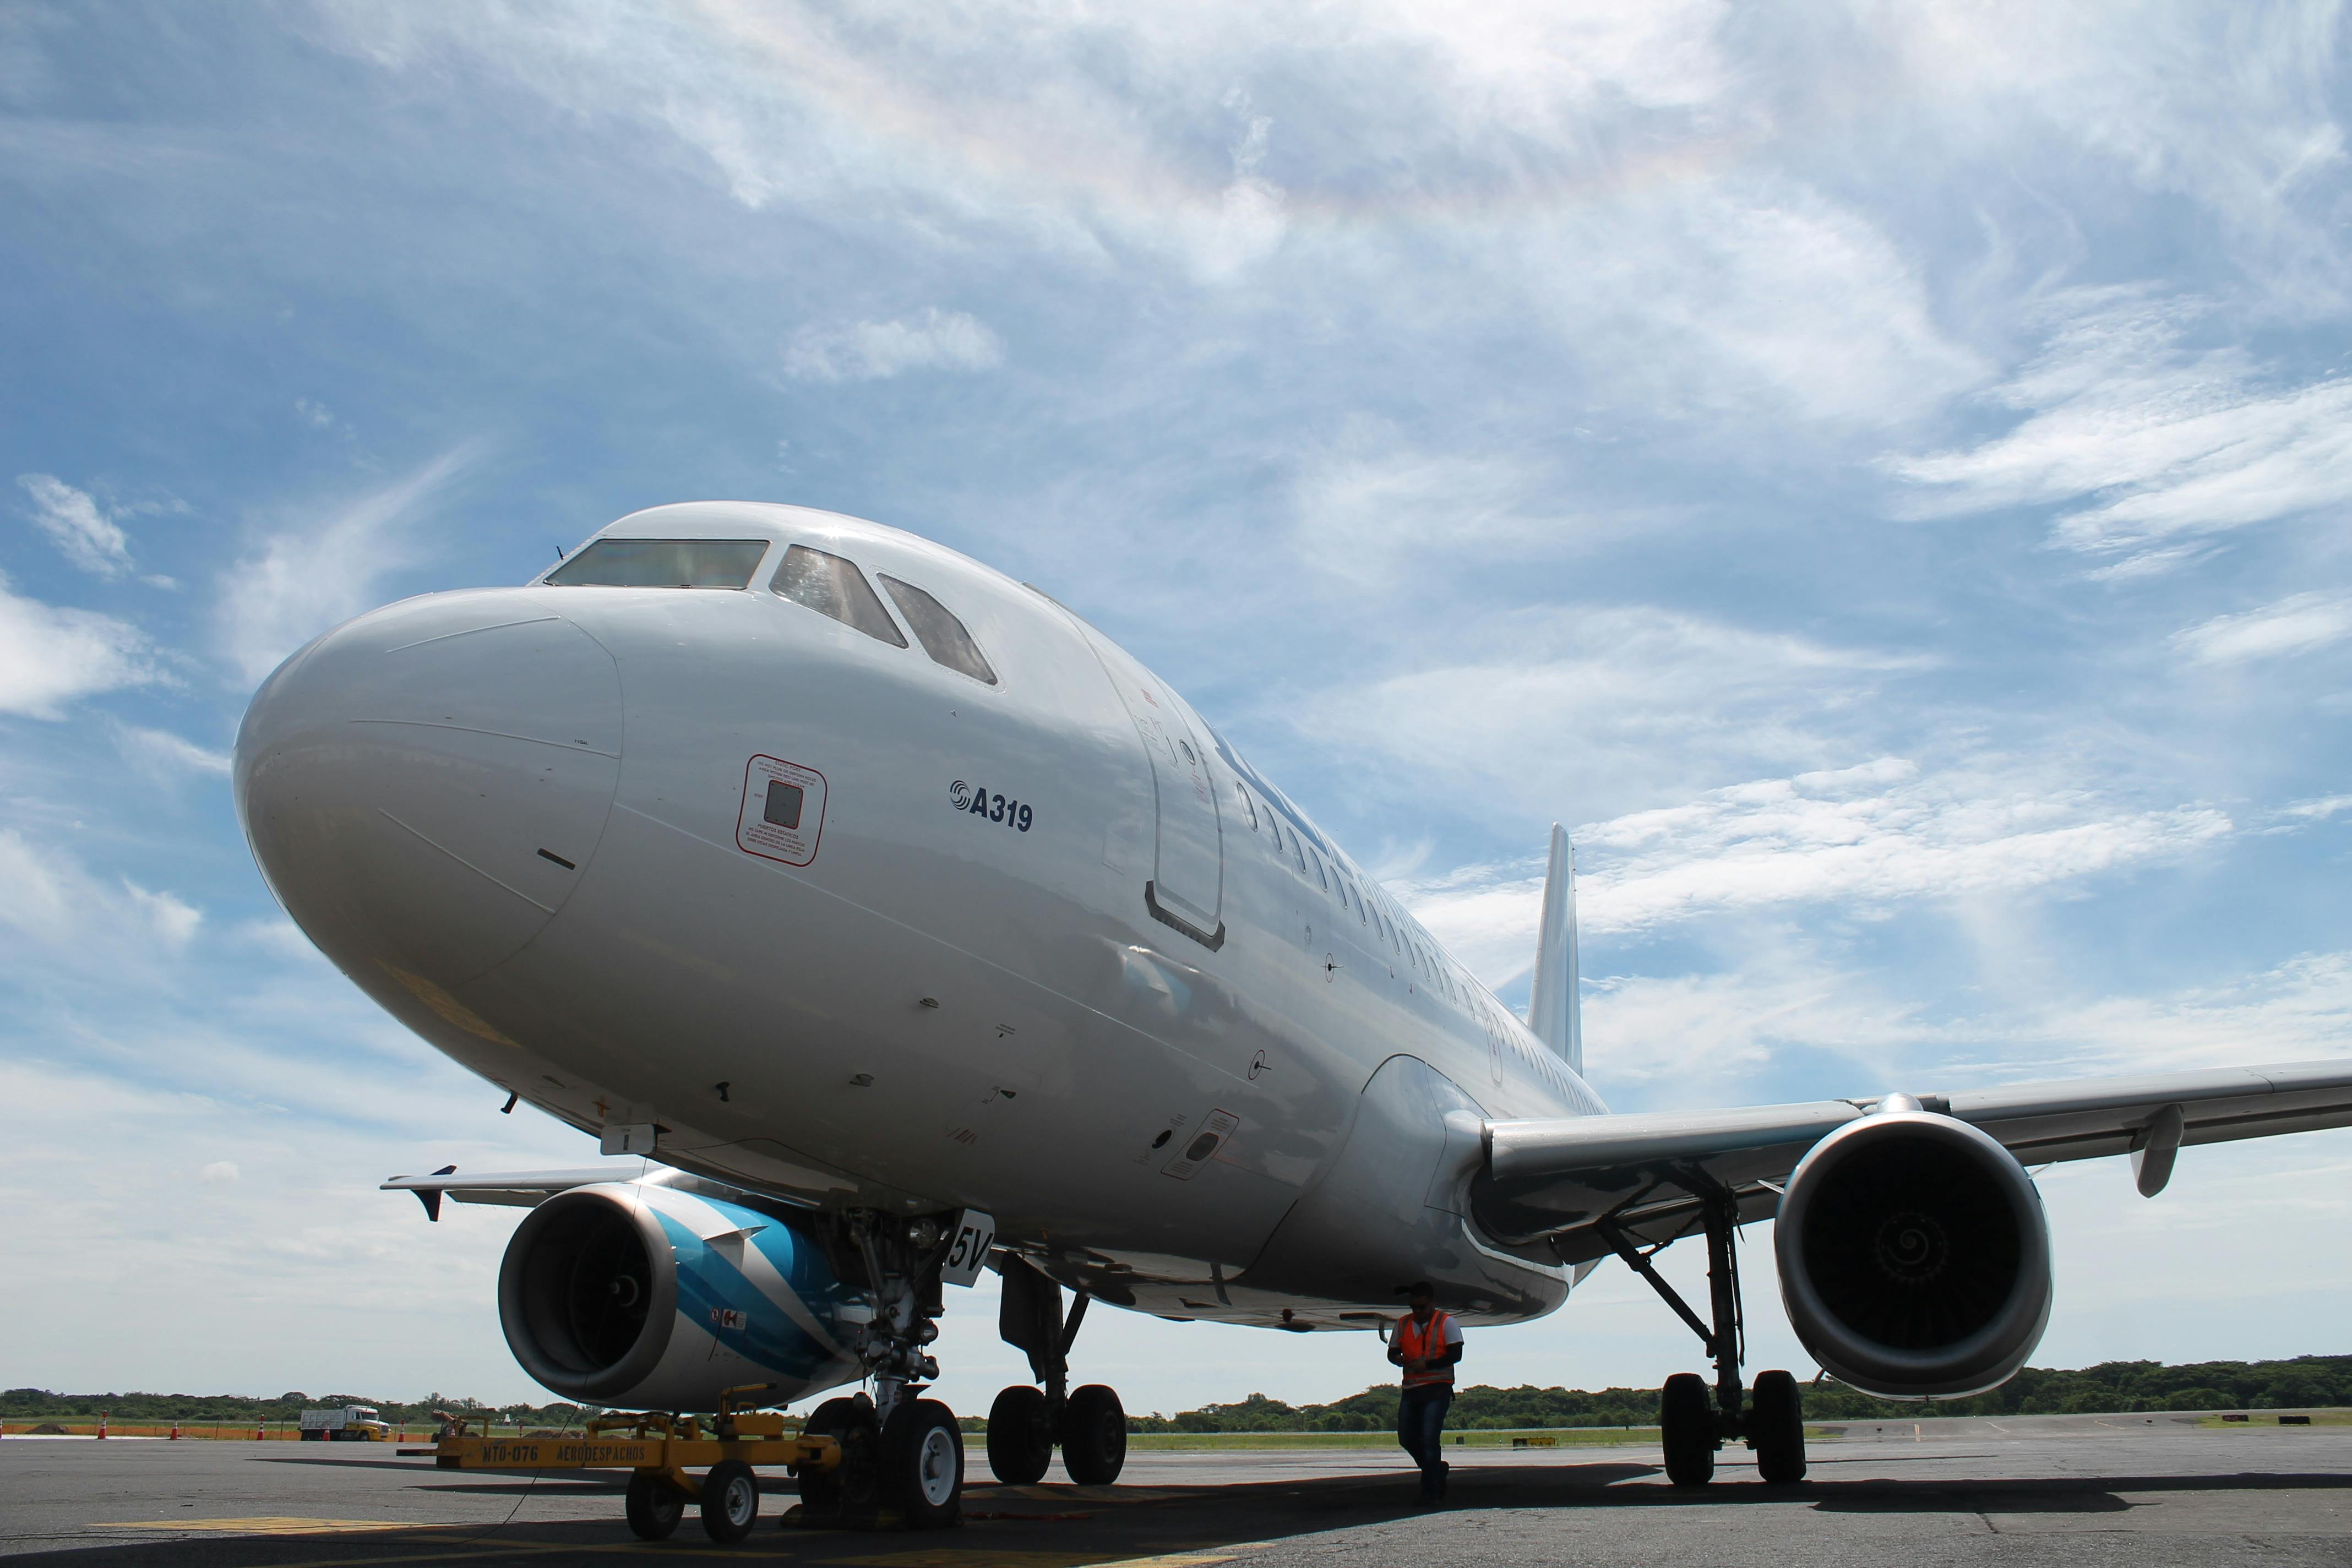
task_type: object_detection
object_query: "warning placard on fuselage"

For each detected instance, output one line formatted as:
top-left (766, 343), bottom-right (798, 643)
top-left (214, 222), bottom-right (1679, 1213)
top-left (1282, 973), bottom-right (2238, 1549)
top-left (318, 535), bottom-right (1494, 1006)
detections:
top-left (737, 755), bottom-right (828, 867)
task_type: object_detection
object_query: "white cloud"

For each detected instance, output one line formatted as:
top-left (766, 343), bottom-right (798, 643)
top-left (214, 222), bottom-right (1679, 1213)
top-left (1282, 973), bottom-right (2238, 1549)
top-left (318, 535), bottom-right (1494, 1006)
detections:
top-left (1308, 607), bottom-right (1932, 823)
top-left (1582, 946), bottom-right (2352, 1102)
top-left (1865, 5), bottom-right (2348, 306)
top-left (1888, 291), bottom-right (2352, 560)
top-left (1582, 960), bottom-right (1920, 1091)
top-left (782, 308), bottom-right (1004, 384)
top-left (214, 446), bottom-right (475, 687)
top-left (2174, 592), bottom-right (2352, 666)
top-left (16, 473), bottom-right (133, 578)
top-left (1290, 420), bottom-right (1561, 587)
top-left (1402, 758), bottom-right (2232, 986)
top-left (122, 881), bottom-right (203, 948)
top-left (1521, 179), bottom-right (1990, 433)
top-left (2032, 951), bottom-right (2352, 1077)
top-left (0, 1053), bottom-right (591, 1403)
top-left (112, 722), bottom-right (233, 780)
top-left (0, 571), bottom-right (154, 718)
top-left (293, 398), bottom-right (339, 431)
top-left (2280, 794), bottom-right (2352, 822)
top-left (1163, 92), bottom-right (1288, 283)
top-left (1576, 759), bottom-right (2231, 934)
top-left (0, 830), bottom-right (204, 960)
top-left (232, 917), bottom-right (328, 962)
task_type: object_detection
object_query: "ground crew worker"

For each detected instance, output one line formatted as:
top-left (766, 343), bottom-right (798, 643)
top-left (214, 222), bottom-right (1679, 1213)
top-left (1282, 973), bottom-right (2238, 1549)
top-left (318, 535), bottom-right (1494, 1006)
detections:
top-left (1389, 1280), bottom-right (1463, 1500)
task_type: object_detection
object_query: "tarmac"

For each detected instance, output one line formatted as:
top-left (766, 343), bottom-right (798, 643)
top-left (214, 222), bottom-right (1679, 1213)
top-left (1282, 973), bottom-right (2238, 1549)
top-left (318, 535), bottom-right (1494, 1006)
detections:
top-left (2, 1413), bottom-right (2348, 1566)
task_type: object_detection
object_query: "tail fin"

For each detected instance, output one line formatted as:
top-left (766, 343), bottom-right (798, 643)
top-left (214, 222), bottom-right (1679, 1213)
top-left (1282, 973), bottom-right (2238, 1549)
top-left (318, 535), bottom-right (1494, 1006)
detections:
top-left (1527, 823), bottom-right (1582, 1076)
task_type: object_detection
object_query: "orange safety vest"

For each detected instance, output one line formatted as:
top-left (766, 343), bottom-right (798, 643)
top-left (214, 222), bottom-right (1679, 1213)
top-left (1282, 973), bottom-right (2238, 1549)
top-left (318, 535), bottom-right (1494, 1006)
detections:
top-left (1395, 1310), bottom-right (1456, 1389)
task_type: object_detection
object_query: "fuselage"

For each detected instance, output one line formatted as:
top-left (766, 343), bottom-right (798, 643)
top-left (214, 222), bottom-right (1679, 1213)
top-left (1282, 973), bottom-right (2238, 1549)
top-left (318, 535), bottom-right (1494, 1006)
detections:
top-left (236, 503), bottom-right (1605, 1329)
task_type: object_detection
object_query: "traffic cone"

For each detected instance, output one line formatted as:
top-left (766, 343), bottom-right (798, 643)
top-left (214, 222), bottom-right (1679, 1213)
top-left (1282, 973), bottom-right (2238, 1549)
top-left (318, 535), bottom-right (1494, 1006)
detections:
top-left (255, 1419), bottom-right (265, 1441)
top-left (170, 1420), bottom-right (181, 1441)
top-left (96, 1413), bottom-right (107, 1440)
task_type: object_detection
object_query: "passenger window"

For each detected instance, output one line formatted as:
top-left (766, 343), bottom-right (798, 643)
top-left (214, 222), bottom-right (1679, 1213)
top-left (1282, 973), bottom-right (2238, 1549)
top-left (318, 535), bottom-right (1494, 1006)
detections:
top-left (546, 538), bottom-right (770, 589)
top-left (1237, 785), bottom-right (1259, 829)
top-left (772, 545), bottom-right (907, 646)
top-left (1312, 851), bottom-right (1329, 892)
top-left (879, 574), bottom-right (998, 684)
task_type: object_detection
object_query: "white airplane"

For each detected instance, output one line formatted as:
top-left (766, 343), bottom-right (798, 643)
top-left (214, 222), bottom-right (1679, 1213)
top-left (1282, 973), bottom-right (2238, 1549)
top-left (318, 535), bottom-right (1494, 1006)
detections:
top-left (235, 502), bottom-right (2352, 1532)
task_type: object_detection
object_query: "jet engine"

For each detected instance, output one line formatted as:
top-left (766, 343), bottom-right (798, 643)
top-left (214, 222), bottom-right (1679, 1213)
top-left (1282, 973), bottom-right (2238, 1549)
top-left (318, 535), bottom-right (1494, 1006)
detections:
top-left (498, 1182), bottom-right (861, 1412)
top-left (1772, 1104), bottom-right (2052, 1399)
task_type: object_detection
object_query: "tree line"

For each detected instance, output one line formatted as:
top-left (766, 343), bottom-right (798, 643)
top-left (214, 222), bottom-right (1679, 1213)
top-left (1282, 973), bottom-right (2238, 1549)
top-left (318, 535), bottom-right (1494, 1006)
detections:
top-left (1131, 1354), bottom-right (2352, 1432)
top-left (0, 1389), bottom-right (590, 1427)
top-left (8, 1354), bottom-right (2346, 1433)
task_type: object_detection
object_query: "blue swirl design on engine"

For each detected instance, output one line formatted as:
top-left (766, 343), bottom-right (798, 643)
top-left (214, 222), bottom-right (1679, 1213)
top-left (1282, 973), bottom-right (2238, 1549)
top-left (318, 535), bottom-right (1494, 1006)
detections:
top-left (650, 1200), bottom-right (856, 1388)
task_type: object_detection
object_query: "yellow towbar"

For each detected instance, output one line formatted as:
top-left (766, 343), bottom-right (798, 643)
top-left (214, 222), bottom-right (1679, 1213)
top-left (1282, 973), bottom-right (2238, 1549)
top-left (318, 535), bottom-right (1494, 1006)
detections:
top-left (407, 1385), bottom-right (840, 1544)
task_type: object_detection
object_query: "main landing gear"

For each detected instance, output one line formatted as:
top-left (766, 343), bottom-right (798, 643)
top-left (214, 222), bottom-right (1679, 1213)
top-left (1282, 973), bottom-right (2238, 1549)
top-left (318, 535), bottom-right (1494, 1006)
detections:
top-left (794, 1210), bottom-right (967, 1528)
top-left (986, 1257), bottom-right (1128, 1487)
top-left (1601, 1174), bottom-right (1807, 1487)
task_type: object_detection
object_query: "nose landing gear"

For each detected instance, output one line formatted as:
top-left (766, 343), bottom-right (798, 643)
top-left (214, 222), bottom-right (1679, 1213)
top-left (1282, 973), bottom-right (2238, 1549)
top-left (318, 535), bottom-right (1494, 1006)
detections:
top-left (794, 1210), bottom-right (969, 1528)
top-left (987, 1257), bottom-right (1128, 1485)
top-left (1602, 1172), bottom-right (1807, 1487)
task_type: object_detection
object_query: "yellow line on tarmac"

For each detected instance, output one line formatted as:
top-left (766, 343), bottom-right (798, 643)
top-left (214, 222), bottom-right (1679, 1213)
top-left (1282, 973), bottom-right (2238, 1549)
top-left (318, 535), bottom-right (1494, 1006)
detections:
top-left (851, 1555), bottom-right (1244, 1568)
top-left (819, 1550), bottom-right (1248, 1568)
top-left (94, 1520), bottom-right (411, 1535)
top-left (75, 1527), bottom-right (1265, 1568)
top-left (842, 1553), bottom-right (1103, 1568)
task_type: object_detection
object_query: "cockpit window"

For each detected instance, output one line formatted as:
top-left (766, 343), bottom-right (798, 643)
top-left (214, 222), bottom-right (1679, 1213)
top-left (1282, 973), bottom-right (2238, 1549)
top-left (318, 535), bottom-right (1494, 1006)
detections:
top-left (772, 545), bottom-right (908, 646)
top-left (545, 538), bottom-right (770, 589)
top-left (878, 574), bottom-right (998, 685)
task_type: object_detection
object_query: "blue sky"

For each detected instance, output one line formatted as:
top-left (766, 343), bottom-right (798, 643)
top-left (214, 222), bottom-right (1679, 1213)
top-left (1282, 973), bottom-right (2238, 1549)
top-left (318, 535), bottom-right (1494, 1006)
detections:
top-left (4, 2), bottom-right (2350, 1417)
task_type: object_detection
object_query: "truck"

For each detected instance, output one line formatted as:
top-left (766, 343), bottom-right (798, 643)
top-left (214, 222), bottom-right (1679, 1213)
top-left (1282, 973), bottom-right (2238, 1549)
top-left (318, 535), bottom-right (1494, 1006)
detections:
top-left (298, 1406), bottom-right (391, 1441)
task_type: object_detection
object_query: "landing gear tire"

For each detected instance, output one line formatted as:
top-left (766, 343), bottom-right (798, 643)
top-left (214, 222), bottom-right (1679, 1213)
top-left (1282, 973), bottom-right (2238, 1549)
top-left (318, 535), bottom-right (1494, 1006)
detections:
top-left (1059, 1384), bottom-right (1127, 1485)
top-left (801, 1396), bottom-right (885, 1511)
top-left (885, 1398), bottom-right (965, 1527)
top-left (623, 1473), bottom-right (684, 1540)
top-left (698, 1460), bottom-right (760, 1543)
top-left (1749, 1369), bottom-right (1806, 1485)
top-left (1660, 1372), bottom-right (1715, 1487)
top-left (986, 1385), bottom-right (1054, 1485)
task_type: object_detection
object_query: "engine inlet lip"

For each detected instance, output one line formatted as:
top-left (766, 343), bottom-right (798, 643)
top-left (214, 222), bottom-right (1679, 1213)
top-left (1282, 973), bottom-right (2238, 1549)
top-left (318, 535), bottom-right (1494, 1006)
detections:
top-left (498, 1184), bottom-right (680, 1402)
top-left (1773, 1109), bottom-right (2053, 1400)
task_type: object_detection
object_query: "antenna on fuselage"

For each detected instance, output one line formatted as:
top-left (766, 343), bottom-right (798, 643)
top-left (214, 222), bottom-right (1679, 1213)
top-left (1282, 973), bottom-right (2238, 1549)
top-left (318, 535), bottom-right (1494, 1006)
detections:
top-left (1527, 823), bottom-right (1581, 1077)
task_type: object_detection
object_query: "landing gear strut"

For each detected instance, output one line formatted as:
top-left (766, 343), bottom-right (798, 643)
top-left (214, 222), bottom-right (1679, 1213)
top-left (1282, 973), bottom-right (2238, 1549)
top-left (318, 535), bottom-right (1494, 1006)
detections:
top-left (1600, 1172), bottom-right (1806, 1486)
top-left (796, 1210), bottom-right (966, 1527)
top-left (988, 1256), bottom-right (1126, 1485)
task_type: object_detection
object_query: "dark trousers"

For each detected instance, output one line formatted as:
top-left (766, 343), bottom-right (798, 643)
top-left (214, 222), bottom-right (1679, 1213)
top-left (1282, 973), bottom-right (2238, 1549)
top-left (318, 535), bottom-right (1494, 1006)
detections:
top-left (1397, 1385), bottom-right (1452, 1493)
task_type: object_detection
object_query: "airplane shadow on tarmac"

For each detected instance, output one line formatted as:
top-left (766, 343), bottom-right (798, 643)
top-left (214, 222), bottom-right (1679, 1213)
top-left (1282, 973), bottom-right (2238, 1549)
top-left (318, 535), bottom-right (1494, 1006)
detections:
top-left (19, 1456), bottom-right (2352, 1568)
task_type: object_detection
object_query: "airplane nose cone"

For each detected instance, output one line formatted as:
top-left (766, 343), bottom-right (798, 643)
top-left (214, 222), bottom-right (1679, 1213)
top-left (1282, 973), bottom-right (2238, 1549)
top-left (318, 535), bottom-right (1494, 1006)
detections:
top-left (236, 594), bottom-right (623, 989)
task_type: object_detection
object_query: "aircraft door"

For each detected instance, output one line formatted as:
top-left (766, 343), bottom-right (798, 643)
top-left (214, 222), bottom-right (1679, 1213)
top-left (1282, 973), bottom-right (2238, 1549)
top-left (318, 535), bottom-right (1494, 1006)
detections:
top-left (1080, 630), bottom-right (1224, 947)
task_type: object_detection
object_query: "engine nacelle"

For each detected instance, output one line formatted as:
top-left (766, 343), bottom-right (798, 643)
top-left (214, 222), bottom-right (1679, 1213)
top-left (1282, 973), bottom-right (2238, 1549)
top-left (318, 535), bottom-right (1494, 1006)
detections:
top-left (498, 1182), bottom-right (862, 1412)
top-left (1773, 1108), bottom-right (2052, 1399)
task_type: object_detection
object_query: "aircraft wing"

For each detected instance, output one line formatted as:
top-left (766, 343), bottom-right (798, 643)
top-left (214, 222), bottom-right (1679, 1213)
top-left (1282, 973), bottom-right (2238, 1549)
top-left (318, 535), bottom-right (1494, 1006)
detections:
top-left (381, 1167), bottom-right (625, 1221)
top-left (1477, 1058), bottom-right (2352, 1264)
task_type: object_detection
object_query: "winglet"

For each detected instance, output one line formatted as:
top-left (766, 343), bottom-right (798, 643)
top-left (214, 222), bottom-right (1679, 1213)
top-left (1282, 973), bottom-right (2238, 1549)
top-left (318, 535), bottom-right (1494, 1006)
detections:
top-left (415, 1164), bottom-right (458, 1223)
top-left (1527, 823), bottom-right (1582, 1076)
